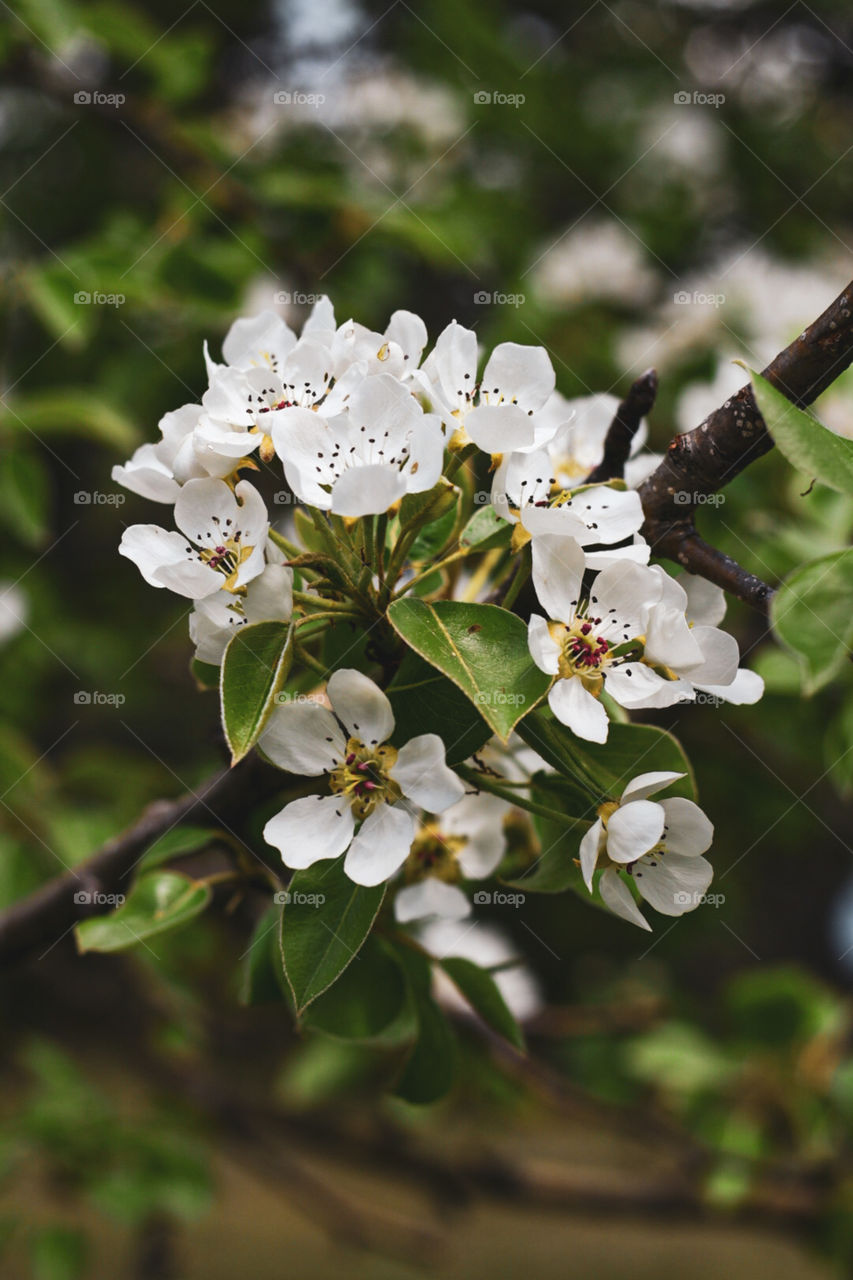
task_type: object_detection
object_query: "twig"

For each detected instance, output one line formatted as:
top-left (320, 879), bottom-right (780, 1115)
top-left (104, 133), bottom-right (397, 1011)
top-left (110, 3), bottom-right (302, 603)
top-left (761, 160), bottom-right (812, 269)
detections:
top-left (585, 368), bottom-right (658, 483)
top-left (639, 278), bottom-right (853, 610)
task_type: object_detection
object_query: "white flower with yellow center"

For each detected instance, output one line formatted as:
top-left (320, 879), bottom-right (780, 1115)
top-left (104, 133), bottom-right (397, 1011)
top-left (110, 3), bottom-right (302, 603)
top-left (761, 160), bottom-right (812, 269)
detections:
top-left (414, 321), bottom-right (556, 454)
top-left (189, 541), bottom-right (293, 665)
top-left (261, 670), bottom-right (465, 887)
top-left (578, 771), bottom-right (714, 931)
top-left (119, 478), bottom-right (268, 599)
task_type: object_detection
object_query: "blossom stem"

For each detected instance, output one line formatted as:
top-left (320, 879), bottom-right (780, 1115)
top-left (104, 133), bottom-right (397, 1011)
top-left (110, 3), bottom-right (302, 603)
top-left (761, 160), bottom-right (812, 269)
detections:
top-left (292, 590), bottom-right (356, 613)
top-left (499, 548), bottom-right (531, 610)
top-left (443, 442), bottom-right (477, 482)
top-left (293, 643), bottom-right (327, 675)
top-left (392, 547), bottom-right (470, 599)
top-left (295, 610), bottom-right (362, 627)
top-left (456, 764), bottom-right (590, 827)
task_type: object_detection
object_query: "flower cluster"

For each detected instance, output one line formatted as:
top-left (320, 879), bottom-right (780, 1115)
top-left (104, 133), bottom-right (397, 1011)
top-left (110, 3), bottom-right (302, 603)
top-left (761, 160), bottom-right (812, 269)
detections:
top-left (114, 296), bottom-right (763, 932)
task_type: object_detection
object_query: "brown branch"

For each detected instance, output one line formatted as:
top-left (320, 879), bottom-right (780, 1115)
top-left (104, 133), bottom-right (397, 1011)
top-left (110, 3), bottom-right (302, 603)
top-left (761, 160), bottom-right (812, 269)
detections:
top-left (0, 755), bottom-right (281, 967)
top-left (585, 367), bottom-right (658, 484)
top-left (638, 277), bottom-right (853, 610)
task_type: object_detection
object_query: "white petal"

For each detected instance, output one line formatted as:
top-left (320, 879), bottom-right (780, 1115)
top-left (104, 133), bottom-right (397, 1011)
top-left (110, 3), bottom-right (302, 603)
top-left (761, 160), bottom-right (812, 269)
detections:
top-left (567, 485), bottom-right (644, 544)
top-left (579, 818), bottom-right (603, 890)
top-left (593, 559), bottom-right (660, 633)
top-left (644, 605), bottom-right (705, 673)
top-left (697, 668), bottom-right (764, 705)
top-left (465, 403), bottom-right (536, 453)
top-left (327, 669), bottom-right (394, 746)
top-left (531, 534), bottom-right (586, 622)
top-left (222, 310), bottom-right (296, 369)
top-left (394, 879), bottom-right (471, 923)
top-left (634, 853), bottom-right (713, 917)
top-left (432, 321), bottom-right (478, 404)
top-left (112, 446), bottom-right (180, 504)
top-left (119, 525), bottom-right (191, 586)
top-left (548, 677), bottom-right (609, 743)
top-left (244, 563), bottom-right (293, 623)
top-left (263, 793), bottom-right (354, 869)
top-left (391, 734), bottom-right (465, 812)
top-left (344, 803), bottom-right (415, 885)
top-left (331, 464), bottom-right (408, 517)
top-left (521, 502), bottom-right (592, 542)
top-left (386, 309), bottom-right (427, 367)
top-left (447, 791), bottom-right (509, 878)
top-left (599, 868), bottom-right (651, 931)
top-left (603, 662), bottom-right (675, 709)
top-left (303, 295), bottom-right (335, 335)
top-left (259, 701), bottom-right (346, 775)
top-left (681, 573), bottom-right (727, 626)
top-left (527, 613), bottom-right (560, 675)
top-left (660, 797), bottom-right (714, 855)
top-left (270, 406), bottom-right (338, 508)
top-left (620, 771), bottom-right (685, 803)
top-left (481, 342), bottom-right (555, 412)
top-left (688, 626), bottom-right (740, 688)
top-left (606, 799), bottom-right (665, 864)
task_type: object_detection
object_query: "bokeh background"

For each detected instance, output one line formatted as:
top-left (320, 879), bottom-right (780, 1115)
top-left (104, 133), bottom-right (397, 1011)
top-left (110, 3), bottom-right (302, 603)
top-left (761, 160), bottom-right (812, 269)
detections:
top-left (3, 0), bottom-right (853, 1276)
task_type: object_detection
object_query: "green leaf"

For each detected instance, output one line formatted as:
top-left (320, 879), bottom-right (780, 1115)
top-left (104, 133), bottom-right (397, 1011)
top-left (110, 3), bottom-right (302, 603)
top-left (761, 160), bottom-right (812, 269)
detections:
top-left (0, 445), bottom-right (50, 547)
top-left (398, 479), bottom-right (458, 534)
top-left (440, 956), bottom-right (524, 1048)
top-left (459, 504), bottom-right (513, 552)
top-left (220, 620), bottom-right (294, 764)
top-left (386, 649), bottom-right (491, 765)
top-left (770, 549), bottom-right (853, 692)
top-left (304, 936), bottom-right (412, 1042)
top-left (190, 657), bottom-right (220, 689)
top-left (138, 825), bottom-right (225, 871)
top-left (751, 369), bottom-right (853, 494)
top-left (75, 872), bottom-right (211, 953)
top-left (517, 714), bottom-right (696, 801)
top-left (392, 948), bottom-right (456, 1105)
top-left (240, 904), bottom-right (289, 1006)
top-left (280, 860), bottom-right (386, 1014)
top-left (506, 776), bottom-right (588, 894)
top-left (386, 600), bottom-right (548, 740)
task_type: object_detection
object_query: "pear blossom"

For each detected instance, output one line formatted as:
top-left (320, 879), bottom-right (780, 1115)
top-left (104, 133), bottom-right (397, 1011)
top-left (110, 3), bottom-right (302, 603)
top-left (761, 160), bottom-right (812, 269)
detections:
top-left (521, 391), bottom-right (661, 489)
top-left (189, 541), bottom-right (293, 664)
top-left (415, 321), bottom-right (556, 454)
top-left (203, 296), bottom-right (336, 379)
top-left (331, 310), bottom-right (428, 379)
top-left (394, 789), bottom-right (511, 924)
top-left (527, 535), bottom-right (727, 742)
top-left (578, 771), bottom-right (714, 930)
top-left (112, 405), bottom-right (207, 502)
top-left (490, 450), bottom-right (649, 565)
top-left (261, 669), bottom-right (465, 887)
top-left (271, 372), bottom-right (445, 517)
top-left (119, 478), bottom-right (268, 599)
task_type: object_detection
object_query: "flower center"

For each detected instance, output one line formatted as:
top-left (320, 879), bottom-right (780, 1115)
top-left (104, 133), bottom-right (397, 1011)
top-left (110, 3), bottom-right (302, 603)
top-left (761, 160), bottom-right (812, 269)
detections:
top-left (552, 617), bottom-right (611, 686)
top-left (404, 823), bottom-right (466, 883)
top-left (329, 737), bottom-right (401, 820)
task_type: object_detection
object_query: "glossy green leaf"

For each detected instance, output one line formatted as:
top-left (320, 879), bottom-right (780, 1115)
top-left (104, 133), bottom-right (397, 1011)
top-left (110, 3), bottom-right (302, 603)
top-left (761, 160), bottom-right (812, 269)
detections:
top-left (459, 504), bottom-right (513, 552)
top-left (304, 936), bottom-right (412, 1042)
top-left (770, 549), bottom-right (853, 693)
top-left (440, 956), bottom-right (524, 1048)
top-left (751, 369), bottom-right (853, 494)
top-left (386, 650), bottom-right (491, 765)
top-left (138, 825), bottom-right (224, 871)
top-left (220, 620), bottom-right (294, 764)
top-left (386, 599), bottom-right (548, 740)
top-left (75, 872), bottom-right (211, 953)
top-left (280, 859), bottom-right (385, 1014)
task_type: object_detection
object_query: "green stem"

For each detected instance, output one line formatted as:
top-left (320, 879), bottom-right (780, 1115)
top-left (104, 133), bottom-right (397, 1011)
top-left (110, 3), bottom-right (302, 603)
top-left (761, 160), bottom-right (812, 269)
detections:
top-left (443, 442), bottom-right (477, 482)
top-left (268, 529), bottom-right (302, 559)
top-left (292, 590), bottom-right (355, 612)
top-left (500, 547), bottom-right (531, 610)
top-left (456, 764), bottom-right (590, 828)
top-left (392, 547), bottom-right (470, 598)
top-left (293, 643), bottom-right (327, 675)
top-left (295, 610), bottom-right (362, 627)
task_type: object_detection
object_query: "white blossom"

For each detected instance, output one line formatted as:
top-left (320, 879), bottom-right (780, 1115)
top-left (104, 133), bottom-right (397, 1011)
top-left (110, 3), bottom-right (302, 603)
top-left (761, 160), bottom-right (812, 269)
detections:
top-left (578, 771), bottom-right (714, 930)
top-left (261, 670), bottom-right (464, 886)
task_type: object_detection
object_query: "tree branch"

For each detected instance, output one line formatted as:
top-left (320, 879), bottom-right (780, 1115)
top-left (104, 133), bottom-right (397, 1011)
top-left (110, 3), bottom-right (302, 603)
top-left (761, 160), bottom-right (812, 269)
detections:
top-left (638, 277), bottom-right (853, 609)
top-left (585, 367), bottom-right (658, 484)
top-left (0, 755), bottom-right (280, 967)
